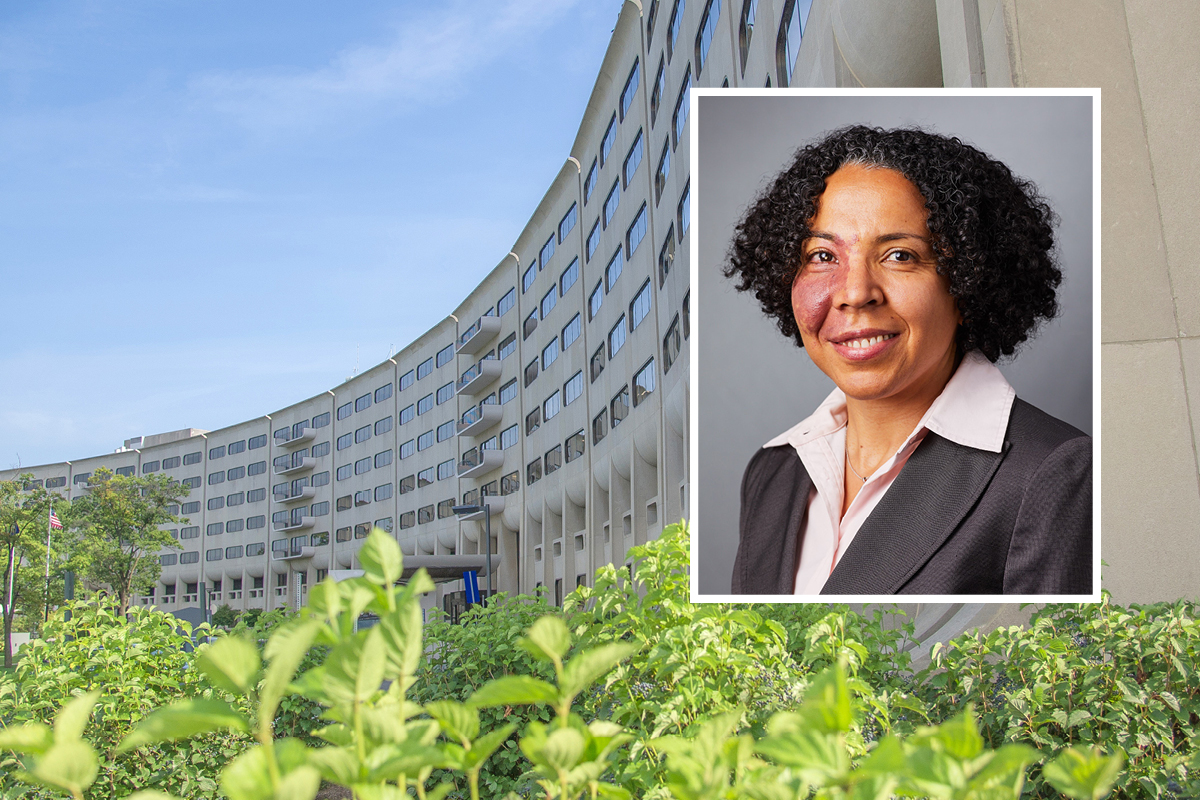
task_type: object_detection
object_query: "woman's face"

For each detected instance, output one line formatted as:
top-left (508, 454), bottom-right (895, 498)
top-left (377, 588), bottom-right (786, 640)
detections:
top-left (792, 164), bottom-right (961, 405)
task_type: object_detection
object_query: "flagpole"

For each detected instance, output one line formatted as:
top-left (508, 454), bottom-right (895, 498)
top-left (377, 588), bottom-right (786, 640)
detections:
top-left (44, 504), bottom-right (53, 624)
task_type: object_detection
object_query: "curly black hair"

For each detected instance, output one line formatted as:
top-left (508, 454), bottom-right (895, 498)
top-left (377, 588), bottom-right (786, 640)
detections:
top-left (724, 125), bottom-right (1060, 362)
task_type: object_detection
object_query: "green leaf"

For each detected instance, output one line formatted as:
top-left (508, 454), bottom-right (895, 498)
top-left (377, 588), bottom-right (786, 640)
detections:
top-left (521, 616), bottom-right (572, 662)
top-left (221, 747), bottom-right (275, 800)
top-left (933, 709), bottom-right (984, 760)
top-left (53, 690), bottom-right (100, 742)
top-left (29, 739), bottom-right (98, 796)
top-left (426, 700), bottom-right (479, 743)
top-left (378, 593), bottom-right (424, 682)
top-left (0, 722), bottom-right (54, 756)
top-left (125, 792), bottom-right (186, 800)
top-left (118, 698), bottom-right (249, 752)
top-left (274, 764), bottom-right (321, 800)
top-left (560, 642), bottom-right (638, 700)
top-left (462, 722), bottom-right (518, 771)
top-left (798, 663), bottom-right (853, 734)
top-left (469, 675), bottom-right (559, 707)
top-left (355, 627), bottom-right (387, 704)
top-left (197, 636), bottom-right (261, 696)
top-left (260, 618), bottom-right (322, 732)
top-left (1043, 746), bottom-right (1125, 800)
top-left (539, 727), bottom-right (585, 772)
top-left (359, 527), bottom-right (403, 587)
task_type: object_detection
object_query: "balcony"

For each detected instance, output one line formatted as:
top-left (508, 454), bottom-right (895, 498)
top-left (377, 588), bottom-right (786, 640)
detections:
top-left (275, 427), bottom-right (317, 449)
top-left (455, 495), bottom-right (506, 521)
top-left (274, 486), bottom-right (317, 504)
top-left (457, 402), bottom-right (504, 437)
top-left (272, 545), bottom-right (317, 561)
top-left (248, 588), bottom-right (264, 599)
top-left (273, 515), bottom-right (315, 533)
top-left (273, 453), bottom-right (316, 476)
top-left (457, 447), bottom-right (505, 479)
top-left (457, 315), bottom-right (502, 355)
top-left (456, 358), bottom-right (502, 396)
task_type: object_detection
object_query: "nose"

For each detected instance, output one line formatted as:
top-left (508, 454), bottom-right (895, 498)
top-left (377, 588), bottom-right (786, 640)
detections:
top-left (833, 255), bottom-right (883, 309)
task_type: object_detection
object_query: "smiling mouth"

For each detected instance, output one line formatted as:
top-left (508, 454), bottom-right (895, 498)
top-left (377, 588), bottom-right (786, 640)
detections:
top-left (840, 333), bottom-right (897, 349)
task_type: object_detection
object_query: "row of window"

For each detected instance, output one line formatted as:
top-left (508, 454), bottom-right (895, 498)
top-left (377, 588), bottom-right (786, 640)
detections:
top-left (203, 488), bottom-right (270, 511)
top-left (173, 515), bottom-right (267, 541)
top-left (592, 358), bottom-right (658, 445)
top-left (274, 413), bottom-right (332, 443)
top-left (527, 430), bottom-right (587, 486)
top-left (207, 461), bottom-right (269, 485)
top-left (525, 372), bottom-right (585, 436)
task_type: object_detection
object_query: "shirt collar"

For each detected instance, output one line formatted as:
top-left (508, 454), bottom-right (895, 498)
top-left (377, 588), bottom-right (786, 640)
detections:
top-left (764, 350), bottom-right (1015, 454)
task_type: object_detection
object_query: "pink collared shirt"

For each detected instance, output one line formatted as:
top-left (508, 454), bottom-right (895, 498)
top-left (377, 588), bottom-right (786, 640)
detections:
top-left (761, 351), bottom-right (1017, 596)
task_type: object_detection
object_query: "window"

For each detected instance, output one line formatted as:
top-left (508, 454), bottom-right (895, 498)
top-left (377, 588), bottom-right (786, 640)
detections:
top-left (523, 263), bottom-right (537, 294)
top-left (593, 409), bottom-right (608, 444)
top-left (659, 224), bottom-right (676, 286)
top-left (663, 314), bottom-right (682, 373)
top-left (355, 490), bottom-right (371, 506)
top-left (399, 369), bottom-right (415, 391)
top-left (777, 0), bottom-right (813, 87)
top-left (620, 59), bottom-right (640, 121)
top-left (436, 344), bottom-right (455, 368)
top-left (311, 532), bottom-right (329, 547)
top-left (311, 501), bottom-right (330, 516)
top-left (527, 458), bottom-right (543, 486)
top-left (417, 431), bottom-right (434, 451)
top-left (417, 394), bottom-right (434, 415)
top-left (739, 0), bottom-right (758, 72)
top-left (525, 358), bottom-right (539, 388)
top-left (208, 497), bottom-right (224, 511)
top-left (418, 467), bottom-right (435, 487)
top-left (667, 0), bottom-right (686, 58)
top-left (683, 291), bottom-right (690, 338)
top-left (112, 466), bottom-right (133, 477)
top-left (353, 393), bottom-right (371, 413)
top-left (162, 455), bottom-right (183, 469)
top-left (558, 203), bottom-right (577, 242)
top-left (183, 451), bottom-right (202, 466)
top-left (230, 439), bottom-right (248, 456)
top-left (437, 421), bottom-right (455, 442)
top-left (208, 471), bottom-right (225, 486)
top-left (336, 464), bottom-right (352, 481)
top-left (541, 286), bottom-right (557, 319)
top-left (600, 113), bottom-right (617, 165)
top-left (542, 338), bottom-right (559, 370)
top-left (142, 460), bottom-right (160, 474)
top-left (418, 505), bottom-right (435, 524)
top-left (417, 358), bottom-right (434, 380)
top-left (624, 131), bottom-right (644, 187)
top-left (374, 517), bottom-right (393, 534)
top-left (603, 181), bottom-right (620, 228)
top-left (544, 391), bottom-right (561, 421)
top-left (206, 445), bottom-right (224, 460)
top-left (182, 552), bottom-right (201, 565)
top-left (540, 234), bottom-right (555, 269)
top-left (501, 471), bottom-right (520, 495)
top-left (589, 280), bottom-right (604, 320)
top-left (399, 404), bottom-right (414, 425)
top-left (591, 344), bottom-right (605, 382)
top-left (437, 459), bottom-right (455, 480)
top-left (646, 0), bottom-right (660, 38)
top-left (606, 248), bottom-right (623, 291)
top-left (245, 540), bottom-right (265, 553)
top-left (609, 316), bottom-right (627, 357)
top-left (696, 0), bottom-right (721, 75)
top-left (500, 378), bottom-right (518, 404)
top-left (626, 204), bottom-right (648, 257)
top-left (631, 279), bottom-right (652, 330)
top-left (566, 430), bottom-right (586, 463)
top-left (337, 433), bottom-right (353, 451)
top-left (437, 382), bottom-right (454, 405)
top-left (562, 314), bottom-right (581, 350)
top-left (586, 220), bottom-right (600, 262)
top-left (337, 402), bottom-right (353, 421)
top-left (655, 141), bottom-right (671, 203)
top-left (545, 445), bottom-right (562, 475)
top-left (500, 425), bottom-right (519, 449)
top-left (226, 465), bottom-right (245, 481)
top-left (611, 386), bottom-right (631, 427)
top-left (526, 407), bottom-right (541, 436)
top-left (180, 525), bottom-right (200, 539)
top-left (498, 287), bottom-right (516, 317)
top-left (181, 501), bottom-right (201, 515)
top-left (161, 554), bottom-right (177, 567)
top-left (564, 371), bottom-right (584, 405)
top-left (374, 383), bottom-right (393, 404)
top-left (524, 309), bottom-right (539, 340)
top-left (371, 416), bottom-right (391, 437)
top-left (559, 258), bottom-right (579, 296)
top-left (336, 527), bottom-right (351, 542)
top-left (249, 486), bottom-right (268, 502)
top-left (399, 439), bottom-right (415, 459)
top-left (206, 549), bottom-right (223, 562)
top-left (375, 449), bottom-right (393, 468)
top-left (337, 495), bottom-right (352, 511)
top-left (355, 425), bottom-right (371, 444)
top-left (634, 358), bottom-right (657, 406)
top-left (313, 412), bottom-right (331, 428)
top-left (207, 522), bottom-right (223, 535)
top-left (678, 180), bottom-right (691, 238)
top-left (355, 457), bottom-right (372, 475)
top-left (673, 69), bottom-right (691, 148)
top-left (226, 492), bottom-right (245, 507)
top-left (355, 523), bottom-right (372, 538)
top-left (399, 475), bottom-right (415, 494)
top-left (399, 511), bottom-right (416, 529)
top-left (437, 499), bottom-right (456, 519)
top-left (583, 159), bottom-right (598, 203)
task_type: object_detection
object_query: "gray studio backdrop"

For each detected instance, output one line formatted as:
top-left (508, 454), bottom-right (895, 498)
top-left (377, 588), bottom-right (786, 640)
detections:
top-left (695, 93), bottom-right (1094, 595)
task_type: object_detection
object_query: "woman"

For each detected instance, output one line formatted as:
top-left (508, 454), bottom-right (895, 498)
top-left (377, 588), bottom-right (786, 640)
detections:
top-left (725, 125), bottom-right (1091, 595)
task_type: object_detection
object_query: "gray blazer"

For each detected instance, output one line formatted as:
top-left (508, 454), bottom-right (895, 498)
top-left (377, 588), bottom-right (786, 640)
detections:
top-left (731, 399), bottom-right (1092, 595)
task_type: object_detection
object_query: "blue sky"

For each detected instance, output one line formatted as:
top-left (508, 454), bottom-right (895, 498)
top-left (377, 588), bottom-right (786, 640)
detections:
top-left (0, 0), bottom-right (621, 469)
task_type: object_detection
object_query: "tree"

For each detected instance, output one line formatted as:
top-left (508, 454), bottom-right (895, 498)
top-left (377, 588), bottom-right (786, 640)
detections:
top-left (0, 474), bottom-right (75, 668)
top-left (210, 603), bottom-right (238, 629)
top-left (71, 468), bottom-right (187, 615)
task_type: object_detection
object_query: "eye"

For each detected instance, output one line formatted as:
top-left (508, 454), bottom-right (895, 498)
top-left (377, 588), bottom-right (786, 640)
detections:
top-left (884, 249), bottom-right (920, 265)
top-left (804, 249), bottom-right (836, 265)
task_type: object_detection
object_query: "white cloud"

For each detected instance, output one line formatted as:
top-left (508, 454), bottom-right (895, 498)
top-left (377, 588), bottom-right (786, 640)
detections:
top-left (188, 0), bottom-right (585, 133)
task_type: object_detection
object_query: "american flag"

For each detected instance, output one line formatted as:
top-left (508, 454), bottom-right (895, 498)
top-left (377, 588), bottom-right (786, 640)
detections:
top-left (49, 510), bottom-right (62, 530)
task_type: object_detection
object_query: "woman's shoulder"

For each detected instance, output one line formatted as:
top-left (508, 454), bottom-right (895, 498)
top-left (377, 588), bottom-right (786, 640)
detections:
top-left (1006, 398), bottom-right (1090, 453)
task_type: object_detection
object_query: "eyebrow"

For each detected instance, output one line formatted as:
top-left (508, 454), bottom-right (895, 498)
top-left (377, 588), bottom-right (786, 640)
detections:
top-left (806, 231), bottom-right (931, 245)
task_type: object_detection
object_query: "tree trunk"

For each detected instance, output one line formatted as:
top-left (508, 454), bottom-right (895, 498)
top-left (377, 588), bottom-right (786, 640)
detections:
top-left (3, 542), bottom-right (15, 669)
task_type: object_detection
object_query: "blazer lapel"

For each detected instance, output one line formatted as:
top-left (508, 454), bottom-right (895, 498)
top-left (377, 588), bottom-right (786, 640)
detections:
top-left (821, 434), bottom-right (1009, 594)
